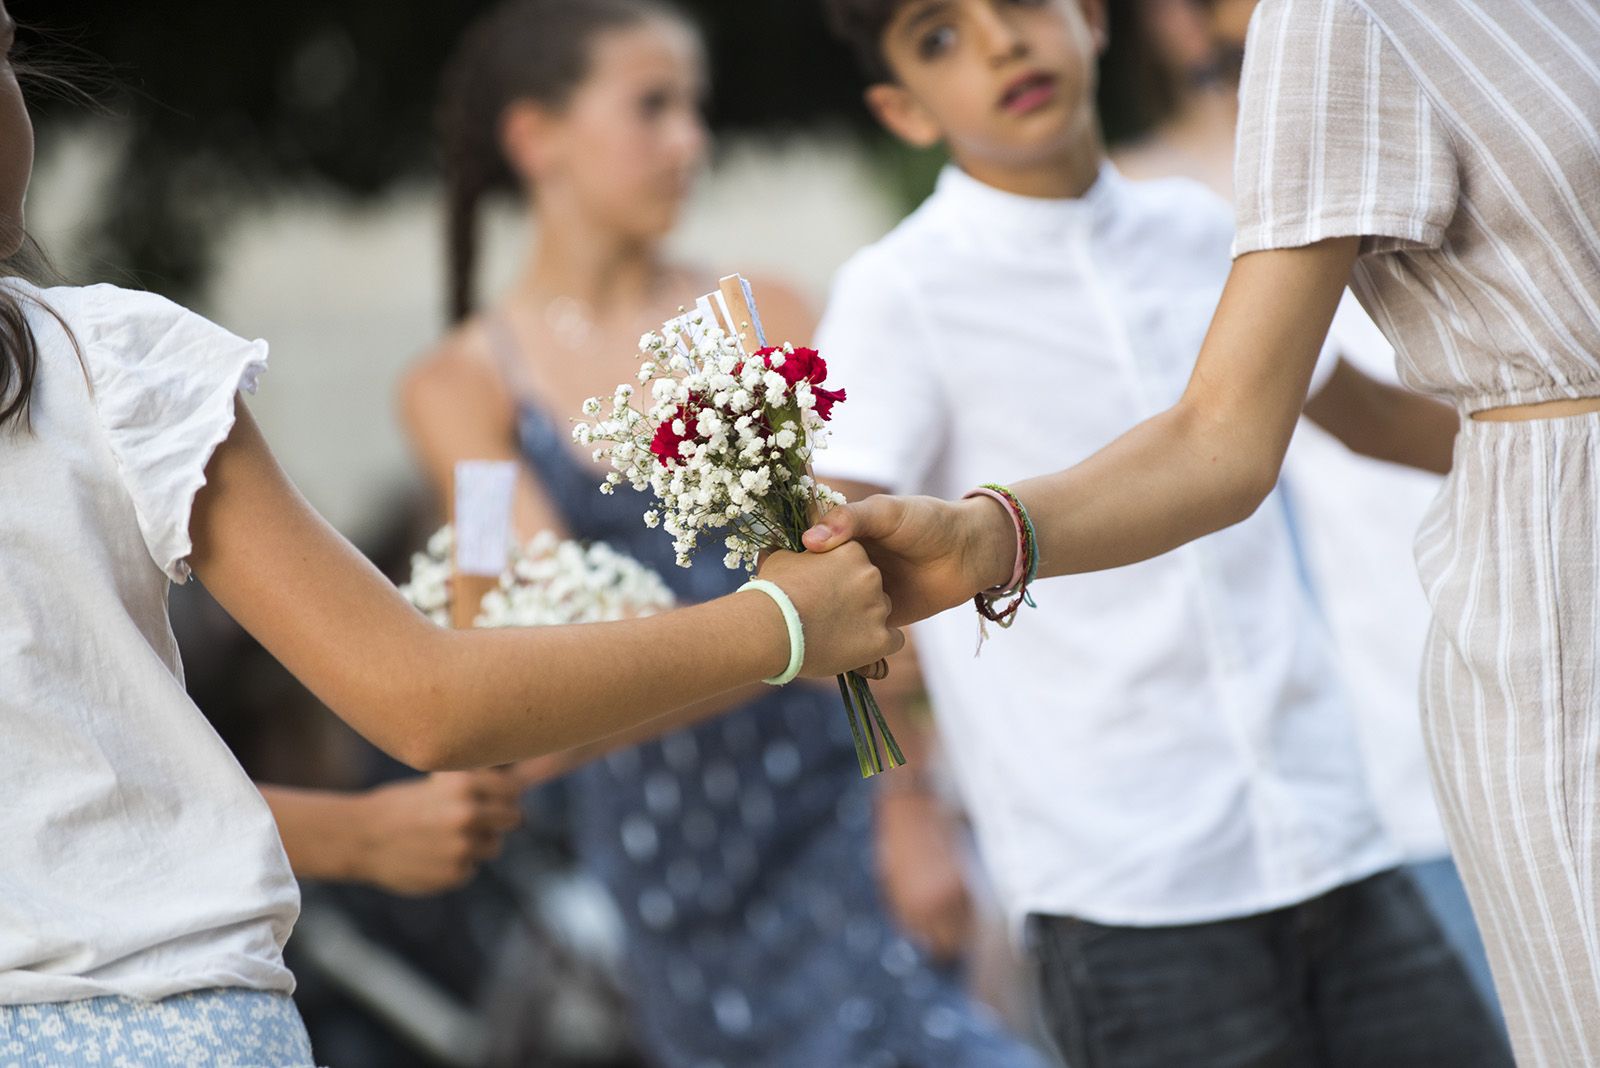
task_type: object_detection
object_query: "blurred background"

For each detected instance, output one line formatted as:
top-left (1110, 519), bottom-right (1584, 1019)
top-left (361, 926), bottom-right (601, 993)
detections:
top-left (10, 3), bottom-right (1159, 1065)
top-left (16, 0), bottom-right (948, 540)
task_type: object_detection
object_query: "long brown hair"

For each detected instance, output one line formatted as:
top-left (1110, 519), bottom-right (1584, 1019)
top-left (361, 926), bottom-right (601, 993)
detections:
top-left (1, 40), bottom-right (102, 432)
top-left (435, 0), bottom-right (689, 325)
top-left (0, 234), bottom-right (77, 435)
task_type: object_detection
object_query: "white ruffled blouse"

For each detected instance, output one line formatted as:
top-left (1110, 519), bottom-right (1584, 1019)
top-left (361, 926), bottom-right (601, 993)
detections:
top-left (0, 279), bottom-right (299, 1004)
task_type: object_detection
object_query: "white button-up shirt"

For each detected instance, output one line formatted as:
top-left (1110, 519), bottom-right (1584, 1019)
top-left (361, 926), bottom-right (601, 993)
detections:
top-left (816, 164), bottom-right (1398, 928)
top-left (1285, 295), bottom-right (1450, 862)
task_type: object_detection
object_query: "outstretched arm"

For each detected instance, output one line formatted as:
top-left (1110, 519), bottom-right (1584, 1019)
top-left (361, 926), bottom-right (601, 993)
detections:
top-left (806, 238), bottom-right (1361, 623)
top-left (190, 404), bottom-right (903, 771)
top-left (1304, 357), bottom-right (1457, 474)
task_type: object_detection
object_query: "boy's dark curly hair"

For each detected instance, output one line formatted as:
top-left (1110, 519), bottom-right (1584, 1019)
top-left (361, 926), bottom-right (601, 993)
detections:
top-left (821, 0), bottom-right (907, 83)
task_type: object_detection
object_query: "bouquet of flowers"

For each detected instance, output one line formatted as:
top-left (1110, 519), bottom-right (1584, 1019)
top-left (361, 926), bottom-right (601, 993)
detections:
top-left (573, 276), bottom-right (904, 778)
top-left (401, 526), bottom-right (676, 627)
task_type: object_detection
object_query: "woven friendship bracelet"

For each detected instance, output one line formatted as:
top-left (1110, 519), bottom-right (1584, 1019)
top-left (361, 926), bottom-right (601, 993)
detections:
top-left (965, 486), bottom-right (1028, 594)
top-left (963, 484), bottom-right (1039, 649)
top-left (740, 579), bottom-right (806, 686)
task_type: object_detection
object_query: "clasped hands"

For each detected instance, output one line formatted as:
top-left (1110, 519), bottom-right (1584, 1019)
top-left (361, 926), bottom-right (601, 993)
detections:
top-left (800, 493), bottom-right (1020, 629)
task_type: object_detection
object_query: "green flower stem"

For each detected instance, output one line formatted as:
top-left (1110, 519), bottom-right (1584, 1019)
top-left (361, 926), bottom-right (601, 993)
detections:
top-left (837, 674), bottom-right (876, 779)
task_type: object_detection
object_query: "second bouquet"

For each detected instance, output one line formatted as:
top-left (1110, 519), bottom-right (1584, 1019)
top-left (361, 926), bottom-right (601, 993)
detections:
top-left (573, 276), bottom-right (904, 778)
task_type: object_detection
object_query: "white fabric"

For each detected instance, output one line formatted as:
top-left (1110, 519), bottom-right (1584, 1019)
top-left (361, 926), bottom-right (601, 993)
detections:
top-left (0, 280), bottom-right (298, 1004)
top-left (1285, 294), bottom-right (1450, 862)
top-left (816, 165), bottom-right (1397, 928)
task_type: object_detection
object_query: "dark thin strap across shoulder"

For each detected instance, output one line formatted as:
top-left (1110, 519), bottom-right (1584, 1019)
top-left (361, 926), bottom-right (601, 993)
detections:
top-left (482, 310), bottom-right (539, 403)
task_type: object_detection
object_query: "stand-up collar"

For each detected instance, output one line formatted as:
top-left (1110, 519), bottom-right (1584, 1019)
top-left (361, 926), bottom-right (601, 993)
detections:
top-left (932, 160), bottom-right (1123, 247)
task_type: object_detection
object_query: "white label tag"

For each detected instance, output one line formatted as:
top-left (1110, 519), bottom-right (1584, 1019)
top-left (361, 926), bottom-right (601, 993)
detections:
top-left (739, 276), bottom-right (768, 348)
top-left (454, 461), bottom-right (517, 577)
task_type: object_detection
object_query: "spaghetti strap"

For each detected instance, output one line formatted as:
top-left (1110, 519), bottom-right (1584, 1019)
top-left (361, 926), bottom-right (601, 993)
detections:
top-left (485, 312), bottom-right (568, 464)
top-left (482, 311), bottom-right (539, 403)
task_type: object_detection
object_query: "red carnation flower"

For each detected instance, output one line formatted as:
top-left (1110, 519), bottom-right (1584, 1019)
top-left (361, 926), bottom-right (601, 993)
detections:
top-left (650, 403), bottom-right (700, 466)
top-left (753, 346), bottom-right (845, 420)
top-left (813, 386), bottom-right (846, 421)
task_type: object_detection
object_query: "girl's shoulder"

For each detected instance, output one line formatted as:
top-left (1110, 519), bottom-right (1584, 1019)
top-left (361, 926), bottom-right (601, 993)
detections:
top-left (5, 278), bottom-right (266, 392)
top-left (402, 315), bottom-right (509, 410)
top-left (8, 279), bottom-right (270, 585)
top-left (11, 279), bottom-right (199, 349)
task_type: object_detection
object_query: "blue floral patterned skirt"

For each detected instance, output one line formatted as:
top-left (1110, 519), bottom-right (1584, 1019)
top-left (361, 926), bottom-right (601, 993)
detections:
top-left (0, 989), bottom-right (314, 1067)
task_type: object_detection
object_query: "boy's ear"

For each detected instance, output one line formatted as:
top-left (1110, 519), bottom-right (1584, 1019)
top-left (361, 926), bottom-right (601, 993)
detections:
top-left (864, 83), bottom-right (944, 150)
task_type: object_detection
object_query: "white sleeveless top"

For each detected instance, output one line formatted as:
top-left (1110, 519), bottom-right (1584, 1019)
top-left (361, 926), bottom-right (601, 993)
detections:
top-left (0, 279), bottom-right (298, 1004)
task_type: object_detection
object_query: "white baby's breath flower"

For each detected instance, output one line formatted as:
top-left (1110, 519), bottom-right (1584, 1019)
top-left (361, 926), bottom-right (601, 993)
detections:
top-left (398, 526), bottom-right (674, 627)
top-left (582, 397), bottom-right (604, 416)
top-left (426, 525), bottom-right (454, 559)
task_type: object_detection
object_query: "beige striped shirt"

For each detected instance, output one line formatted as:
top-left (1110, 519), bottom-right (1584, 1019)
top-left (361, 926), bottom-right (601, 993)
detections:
top-left (1234, 0), bottom-right (1600, 412)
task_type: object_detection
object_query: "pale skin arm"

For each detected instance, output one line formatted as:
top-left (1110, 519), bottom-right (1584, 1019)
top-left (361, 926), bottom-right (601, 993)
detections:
top-left (188, 405), bottom-right (902, 772)
top-left (805, 239), bottom-right (1367, 623)
top-left (260, 769), bottom-right (525, 895)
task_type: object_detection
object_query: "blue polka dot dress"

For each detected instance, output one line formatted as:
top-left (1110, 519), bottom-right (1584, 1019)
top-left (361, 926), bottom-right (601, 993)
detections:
top-left (512, 401), bottom-right (1049, 1068)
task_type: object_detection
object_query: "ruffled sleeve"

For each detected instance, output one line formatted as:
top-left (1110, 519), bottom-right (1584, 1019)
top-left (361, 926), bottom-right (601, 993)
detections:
top-left (73, 284), bottom-right (269, 584)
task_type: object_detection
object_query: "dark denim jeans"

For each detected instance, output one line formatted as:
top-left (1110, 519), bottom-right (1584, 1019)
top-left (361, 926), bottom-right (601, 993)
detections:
top-left (1026, 870), bottom-right (1512, 1068)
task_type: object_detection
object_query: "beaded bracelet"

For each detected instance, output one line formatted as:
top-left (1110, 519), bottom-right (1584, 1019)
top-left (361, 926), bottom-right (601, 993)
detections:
top-left (740, 579), bottom-right (806, 685)
top-left (963, 484), bottom-right (1038, 649)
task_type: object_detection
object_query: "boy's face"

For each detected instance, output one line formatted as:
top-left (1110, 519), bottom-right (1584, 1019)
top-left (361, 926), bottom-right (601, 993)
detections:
top-left (867, 0), bottom-right (1107, 171)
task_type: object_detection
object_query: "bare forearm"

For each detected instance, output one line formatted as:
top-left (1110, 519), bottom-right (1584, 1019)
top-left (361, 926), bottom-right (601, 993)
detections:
top-left (1357, 389), bottom-right (1456, 473)
top-left (809, 245), bottom-right (1361, 627)
top-left (1011, 401), bottom-right (1279, 580)
top-left (991, 242), bottom-right (1360, 581)
top-left (361, 593), bottom-right (791, 770)
top-left (259, 786), bottom-right (364, 882)
top-left (509, 682), bottom-right (773, 783)
top-left (194, 406), bottom-right (792, 770)
top-left (1305, 358), bottom-right (1457, 474)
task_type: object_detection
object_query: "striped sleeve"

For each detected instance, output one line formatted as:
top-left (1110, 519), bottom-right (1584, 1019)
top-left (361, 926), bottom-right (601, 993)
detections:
top-left (1233, 0), bottom-right (1459, 258)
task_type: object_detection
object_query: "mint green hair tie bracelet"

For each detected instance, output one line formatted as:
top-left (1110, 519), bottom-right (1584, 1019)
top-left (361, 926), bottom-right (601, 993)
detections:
top-left (740, 579), bottom-right (805, 686)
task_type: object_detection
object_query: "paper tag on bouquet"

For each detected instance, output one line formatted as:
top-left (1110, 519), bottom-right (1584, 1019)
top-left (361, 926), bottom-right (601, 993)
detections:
top-left (453, 461), bottom-right (517, 577)
top-left (664, 278), bottom-right (770, 356)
